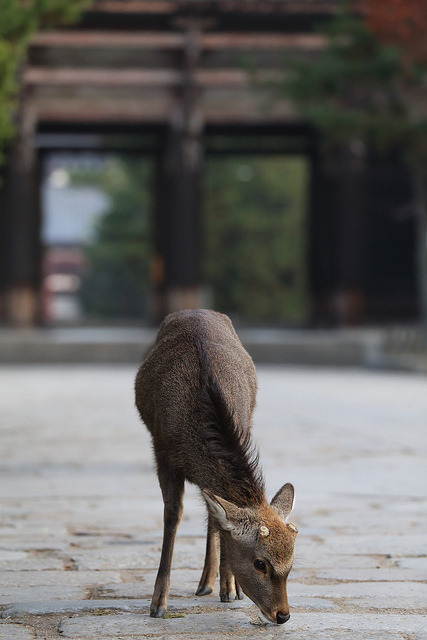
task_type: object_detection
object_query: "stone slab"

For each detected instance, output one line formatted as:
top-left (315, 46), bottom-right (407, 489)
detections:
top-left (313, 534), bottom-right (427, 556)
top-left (1, 599), bottom-right (150, 620)
top-left (0, 554), bottom-right (64, 571)
top-left (58, 611), bottom-right (427, 639)
top-left (97, 569), bottom-right (203, 599)
top-left (71, 540), bottom-right (206, 572)
top-left (397, 556), bottom-right (427, 571)
top-left (0, 570), bottom-right (121, 589)
top-left (289, 584), bottom-right (427, 613)
top-left (1, 366), bottom-right (426, 640)
top-left (291, 597), bottom-right (337, 611)
top-left (0, 586), bottom-right (84, 603)
top-left (1, 597), bottom-right (250, 619)
top-left (290, 613), bottom-right (427, 636)
top-left (122, 633), bottom-right (417, 640)
top-left (58, 611), bottom-right (253, 638)
top-left (0, 625), bottom-right (35, 640)
top-left (312, 567), bottom-right (427, 582)
top-left (0, 551), bottom-right (28, 563)
top-left (289, 581), bottom-right (427, 601)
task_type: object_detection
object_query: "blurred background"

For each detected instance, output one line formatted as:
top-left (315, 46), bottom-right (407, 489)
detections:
top-left (1, 8), bottom-right (425, 636)
top-left (0, 0), bottom-right (426, 364)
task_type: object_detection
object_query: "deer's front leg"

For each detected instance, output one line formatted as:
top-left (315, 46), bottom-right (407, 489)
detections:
top-left (151, 469), bottom-right (184, 618)
top-left (219, 537), bottom-right (244, 602)
top-left (196, 513), bottom-right (220, 596)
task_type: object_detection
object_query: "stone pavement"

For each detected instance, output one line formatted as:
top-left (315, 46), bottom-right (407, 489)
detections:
top-left (0, 326), bottom-right (426, 372)
top-left (0, 365), bottom-right (426, 640)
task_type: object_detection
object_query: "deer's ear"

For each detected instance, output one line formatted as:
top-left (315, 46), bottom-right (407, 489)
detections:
top-left (202, 489), bottom-right (246, 533)
top-left (270, 483), bottom-right (295, 522)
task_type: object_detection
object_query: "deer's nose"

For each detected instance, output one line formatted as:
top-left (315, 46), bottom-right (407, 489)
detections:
top-left (276, 612), bottom-right (290, 624)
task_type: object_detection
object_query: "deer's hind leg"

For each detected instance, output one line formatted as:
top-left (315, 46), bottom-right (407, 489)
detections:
top-left (196, 513), bottom-right (220, 596)
top-left (219, 538), bottom-right (244, 602)
top-left (150, 463), bottom-right (184, 618)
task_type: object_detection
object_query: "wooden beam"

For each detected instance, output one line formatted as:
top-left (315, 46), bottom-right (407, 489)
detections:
top-left (30, 30), bottom-right (325, 51)
top-left (24, 67), bottom-right (260, 87)
top-left (33, 95), bottom-right (296, 124)
top-left (203, 32), bottom-right (325, 50)
top-left (91, 1), bottom-right (176, 12)
top-left (24, 67), bottom-right (183, 87)
top-left (201, 69), bottom-right (251, 86)
top-left (35, 101), bottom-right (172, 123)
top-left (89, 1), bottom-right (339, 14)
top-left (30, 31), bottom-right (185, 48)
top-left (214, 1), bottom-right (339, 13)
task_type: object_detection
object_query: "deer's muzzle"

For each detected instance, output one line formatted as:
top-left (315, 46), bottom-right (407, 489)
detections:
top-left (258, 609), bottom-right (290, 625)
top-left (276, 612), bottom-right (290, 624)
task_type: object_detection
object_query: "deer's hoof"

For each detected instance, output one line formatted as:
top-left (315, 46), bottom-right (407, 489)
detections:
top-left (220, 591), bottom-right (235, 602)
top-left (234, 580), bottom-right (244, 600)
top-left (196, 585), bottom-right (213, 596)
top-left (150, 606), bottom-right (166, 618)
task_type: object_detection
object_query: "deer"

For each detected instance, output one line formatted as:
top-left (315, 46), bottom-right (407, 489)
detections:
top-left (135, 309), bottom-right (297, 624)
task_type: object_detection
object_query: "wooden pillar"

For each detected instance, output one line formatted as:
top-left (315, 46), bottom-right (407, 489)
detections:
top-left (0, 163), bottom-right (7, 322)
top-left (333, 143), bottom-right (367, 325)
top-left (414, 163), bottom-right (427, 343)
top-left (308, 148), bottom-right (337, 325)
top-left (151, 19), bottom-right (204, 321)
top-left (309, 143), bottom-right (367, 326)
top-left (0, 101), bottom-right (41, 326)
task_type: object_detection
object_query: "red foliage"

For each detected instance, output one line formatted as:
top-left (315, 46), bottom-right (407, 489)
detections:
top-left (362, 0), bottom-right (427, 64)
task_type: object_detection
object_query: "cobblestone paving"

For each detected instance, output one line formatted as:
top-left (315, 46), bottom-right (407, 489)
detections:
top-left (0, 365), bottom-right (426, 639)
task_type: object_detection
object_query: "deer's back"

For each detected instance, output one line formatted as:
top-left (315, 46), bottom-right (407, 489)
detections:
top-left (135, 309), bottom-right (257, 485)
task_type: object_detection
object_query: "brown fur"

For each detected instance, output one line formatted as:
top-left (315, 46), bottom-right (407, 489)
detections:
top-left (135, 309), bottom-right (297, 624)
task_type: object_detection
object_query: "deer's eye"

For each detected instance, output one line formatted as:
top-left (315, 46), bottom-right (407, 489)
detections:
top-left (253, 559), bottom-right (267, 573)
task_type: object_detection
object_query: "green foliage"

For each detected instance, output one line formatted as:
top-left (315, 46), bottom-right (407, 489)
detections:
top-left (77, 159), bottom-right (152, 319)
top-left (31, 0), bottom-right (90, 28)
top-left (0, 39), bottom-right (18, 155)
top-left (204, 157), bottom-right (308, 324)
top-left (73, 154), bottom-right (308, 324)
top-left (0, 0), bottom-right (89, 163)
top-left (284, 12), bottom-right (426, 159)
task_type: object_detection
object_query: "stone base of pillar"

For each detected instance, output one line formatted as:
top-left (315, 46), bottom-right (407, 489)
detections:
top-left (153, 286), bottom-right (205, 321)
top-left (0, 293), bottom-right (5, 323)
top-left (165, 286), bottom-right (204, 315)
top-left (4, 286), bottom-right (38, 327)
top-left (332, 288), bottom-right (365, 326)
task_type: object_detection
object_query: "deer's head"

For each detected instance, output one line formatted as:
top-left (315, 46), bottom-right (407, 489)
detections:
top-left (203, 482), bottom-right (297, 624)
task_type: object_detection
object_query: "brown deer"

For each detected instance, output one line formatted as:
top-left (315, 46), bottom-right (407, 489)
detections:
top-left (135, 309), bottom-right (297, 624)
